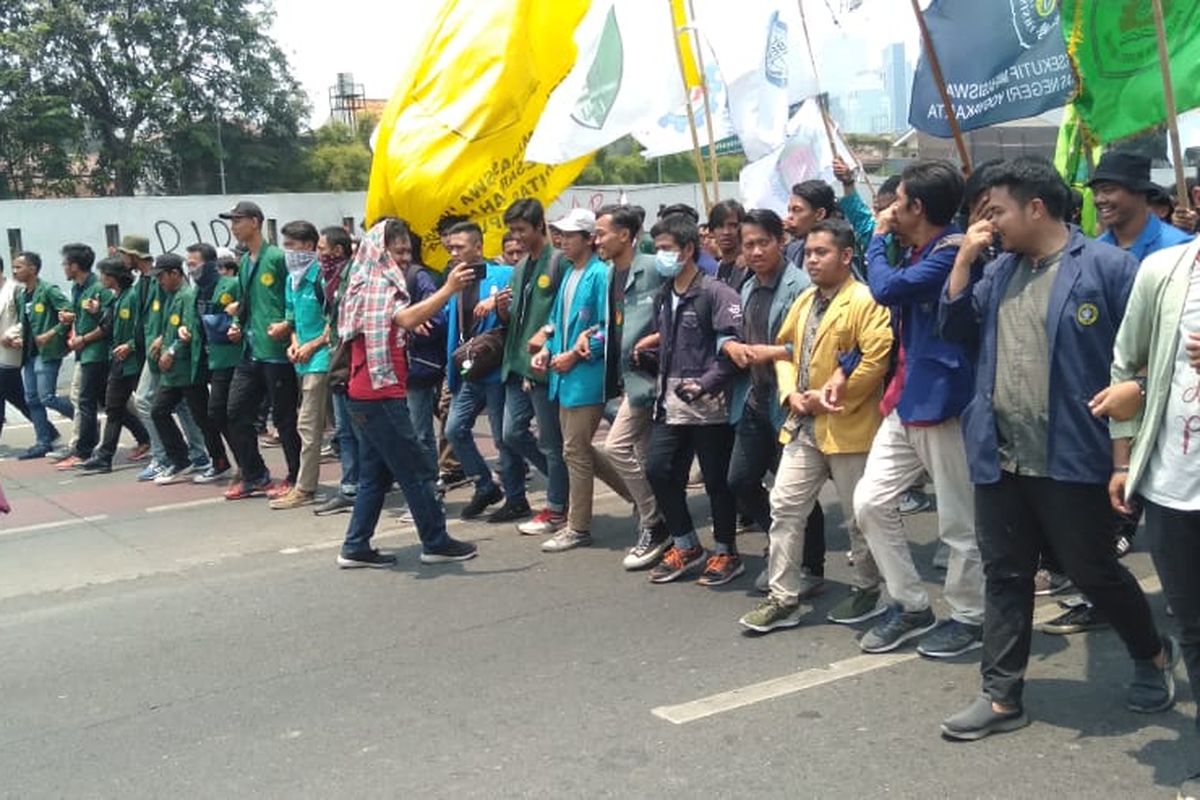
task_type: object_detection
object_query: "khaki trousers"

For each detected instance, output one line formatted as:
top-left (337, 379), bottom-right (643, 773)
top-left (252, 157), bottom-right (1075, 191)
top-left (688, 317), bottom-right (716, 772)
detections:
top-left (600, 397), bottom-right (662, 530)
top-left (296, 371), bottom-right (330, 493)
top-left (559, 403), bottom-right (631, 533)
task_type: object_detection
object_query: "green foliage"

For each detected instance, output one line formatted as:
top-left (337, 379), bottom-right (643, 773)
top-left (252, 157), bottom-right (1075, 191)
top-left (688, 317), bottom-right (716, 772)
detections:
top-left (573, 136), bottom-right (745, 185)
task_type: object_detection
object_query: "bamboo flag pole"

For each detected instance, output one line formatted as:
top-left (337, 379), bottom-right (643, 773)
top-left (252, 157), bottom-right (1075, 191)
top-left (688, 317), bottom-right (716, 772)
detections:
top-left (1151, 0), bottom-right (1189, 208)
top-left (908, 0), bottom-right (972, 174)
top-left (685, 0), bottom-right (722, 203)
top-left (667, 0), bottom-right (711, 210)
top-left (798, 0), bottom-right (875, 200)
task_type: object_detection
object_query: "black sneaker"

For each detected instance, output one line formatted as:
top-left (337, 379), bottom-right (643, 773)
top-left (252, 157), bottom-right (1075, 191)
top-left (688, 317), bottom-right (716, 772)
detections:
top-left (859, 605), bottom-right (938, 653)
top-left (460, 485), bottom-right (503, 519)
top-left (437, 470), bottom-right (471, 492)
top-left (1036, 601), bottom-right (1108, 635)
top-left (486, 498), bottom-right (531, 523)
top-left (17, 444), bottom-right (51, 460)
top-left (420, 538), bottom-right (478, 564)
top-left (941, 695), bottom-right (1029, 741)
top-left (77, 456), bottom-right (112, 474)
top-left (337, 550), bottom-right (398, 569)
top-left (313, 493), bottom-right (356, 516)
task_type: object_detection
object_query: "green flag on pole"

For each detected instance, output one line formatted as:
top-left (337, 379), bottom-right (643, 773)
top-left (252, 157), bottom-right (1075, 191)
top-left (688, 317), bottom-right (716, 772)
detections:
top-left (1062, 0), bottom-right (1200, 143)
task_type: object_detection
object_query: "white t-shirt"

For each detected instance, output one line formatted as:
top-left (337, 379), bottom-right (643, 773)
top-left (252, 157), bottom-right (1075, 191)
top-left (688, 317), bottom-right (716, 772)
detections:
top-left (0, 278), bottom-right (21, 369)
top-left (1142, 257), bottom-right (1200, 511)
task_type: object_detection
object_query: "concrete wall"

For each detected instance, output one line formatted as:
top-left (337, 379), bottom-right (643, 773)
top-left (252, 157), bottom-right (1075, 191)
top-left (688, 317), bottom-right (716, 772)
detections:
top-left (1, 184), bottom-right (743, 271)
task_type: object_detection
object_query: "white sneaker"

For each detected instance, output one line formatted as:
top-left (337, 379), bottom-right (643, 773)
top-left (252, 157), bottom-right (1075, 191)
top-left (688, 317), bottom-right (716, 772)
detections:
top-left (541, 529), bottom-right (592, 553)
top-left (622, 527), bottom-right (670, 570)
top-left (517, 508), bottom-right (567, 535)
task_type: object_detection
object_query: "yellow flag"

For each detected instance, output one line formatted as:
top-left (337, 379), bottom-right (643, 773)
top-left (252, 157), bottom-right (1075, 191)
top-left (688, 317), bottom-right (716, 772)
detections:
top-left (670, 0), bottom-right (703, 90)
top-left (366, 0), bottom-right (593, 269)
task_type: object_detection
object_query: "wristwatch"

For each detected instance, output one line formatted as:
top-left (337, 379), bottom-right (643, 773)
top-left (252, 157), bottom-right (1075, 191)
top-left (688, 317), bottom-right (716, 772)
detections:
top-left (1134, 376), bottom-right (1147, 396)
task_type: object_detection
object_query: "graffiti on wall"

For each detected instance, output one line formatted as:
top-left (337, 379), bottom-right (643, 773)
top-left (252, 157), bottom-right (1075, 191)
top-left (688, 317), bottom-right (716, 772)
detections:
top-left (153, 218), bottom-right (235, 254)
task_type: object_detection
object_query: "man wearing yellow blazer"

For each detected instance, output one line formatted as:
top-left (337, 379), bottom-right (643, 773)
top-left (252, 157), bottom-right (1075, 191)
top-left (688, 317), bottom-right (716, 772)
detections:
top-left (740, 219), bottom-right (894, 633)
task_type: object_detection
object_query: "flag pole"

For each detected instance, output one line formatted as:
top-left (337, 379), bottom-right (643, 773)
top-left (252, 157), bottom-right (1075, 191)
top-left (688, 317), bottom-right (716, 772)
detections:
top-left (685, 0), bottom-right (722, 203)
top-left (798, 0), bottom-right (875, 200)
top-left (667, 0), bottom-right (711, 210)
top-left (1151, 0), bottom-right (1189, 208)
top-left (908, 0), bottom-right (972, 174)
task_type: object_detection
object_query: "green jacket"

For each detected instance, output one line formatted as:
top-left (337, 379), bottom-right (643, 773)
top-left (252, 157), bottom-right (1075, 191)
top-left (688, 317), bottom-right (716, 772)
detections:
top-left (73, 274), bottom-right (114, 365)
top-left (239, 243), bottom-right (289, 363)
top-left (501, 245), bottom-right (564, 383)
top-left (207, 275), bottom-right (244, 371)
top-left (1109, 238), bottom-right (1199, 496)
top-left (108, 285), bottom-right (144, 378)
top-left (611, 253), bottom-right (666, 407)
top-left (139, 277), bottom-right (166, 374)
top-left (18, 279), bottom-right (71, 362)
top-left (160, 286), bottom-right (203, 388)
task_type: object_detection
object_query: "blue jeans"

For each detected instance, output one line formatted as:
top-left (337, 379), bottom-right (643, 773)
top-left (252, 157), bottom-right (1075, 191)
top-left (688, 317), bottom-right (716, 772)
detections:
top-left (503, 376), bottom-right (567, 512)
top-left (22, 357), bottom-right (65, 447)
top-left (341, 397), bottom-right (450, 556)
top-left (407, 383), bottom-right (439, 468)
top-left (331, 391), bottom-right (359, 496)
top-left (446, 379), bottom-right (525, 502)
top-left (137, 366), bottom-right (207, 465)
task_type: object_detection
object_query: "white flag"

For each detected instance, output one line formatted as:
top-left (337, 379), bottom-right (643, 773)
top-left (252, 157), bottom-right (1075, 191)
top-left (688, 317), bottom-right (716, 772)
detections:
top-left (526, 0), bottom-right (686, 165)
top-left (692, 0), bottom-right (820, 160)
top-left (633, 38), bottom-right (736, 159)
top-left (739, 100), bottom-right (856, 214)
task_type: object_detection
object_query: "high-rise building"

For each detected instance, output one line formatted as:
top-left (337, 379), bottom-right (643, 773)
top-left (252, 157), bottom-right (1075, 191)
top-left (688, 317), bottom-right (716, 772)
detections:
top-left (883, 42), bottom-right (909, 133)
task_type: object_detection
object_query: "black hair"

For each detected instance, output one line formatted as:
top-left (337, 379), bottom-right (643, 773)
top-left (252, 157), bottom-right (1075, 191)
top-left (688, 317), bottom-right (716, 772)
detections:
top-left (186, 242), bottom-right (218, 262)
top-left (154, 252), bottom-right (185, 273)
top-left (899, 160), bottom-right (965, 226)
top-left (878, 175), bottom-right (901, 197)
top-left (503, 198), bottom-right (545, 228)
top-left (985, 157), bottom-right (1071, 221)
top-left (409, 230), bottom-right (423, 264)
top-left (962, 159), bottom-right (1004, 212)
top-left (280, 220), bottom-right (319, 247)
top-left (447, 221), bottom-right (484, 245)
top-left (320, 225), bottom-right (353, 259)
top-left (597, 205), bottom-right (642, 241)
top-left (649, 214), bottom-right (700, 257)
top-left (217, 255), bottom-right (240, 273)
top-left (790, 180), bottom-right (838, 218)
top-left (741, 208), bottom-right (786, 240)
top-left (629, 205), bottom-right (647, 230)
top-left (16, 251), bottom-right (42, 272)
top-left (383, 218), bottom-right (411, 247)
top-left (61, 243), bottom-right (95, 271)
top-left (708, 199), bottom-right (746, 228)
top-left (436, 213), bottom-right (470, 237)
top-left (501, 230), bottom-right (520, 245)
top-left (1067, 188), bottom-right (1085, 224)
top-left (807, 218), bottom-right (856, 251)
top-left (659, 203), bottom-right (700, 224)
top-left (97, 257), bottom-right (134, 288)
top-left (0, 254), bottom-right (4, 273)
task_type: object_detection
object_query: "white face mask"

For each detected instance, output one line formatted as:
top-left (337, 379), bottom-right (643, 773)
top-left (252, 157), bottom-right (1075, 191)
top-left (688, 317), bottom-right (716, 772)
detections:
top-left (284, 248), bottom-right (316, 289)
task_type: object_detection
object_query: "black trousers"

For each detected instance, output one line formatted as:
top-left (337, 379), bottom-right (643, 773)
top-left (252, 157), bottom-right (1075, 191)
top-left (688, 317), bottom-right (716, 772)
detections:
top-left (154, 382), bottom-right (228, 471)
top-left (207, 367), bottom-right (237, 466)
top-left (73, 361), bottom-right (109, 459)
top-left (727, 403), bottom-right (828, 575)
top-left (96, 367), bottom-right (149, 463)
top-left (1143, 499), bottom-right (1200, 715)
top-left (976, 472), bottom-right (1161, 706)
top-left (0, 365), bottom-right (29, 432)
top-left (226, 359), bottom-right (300, 483)
top-left (646, 421), bottom-right (738, 551)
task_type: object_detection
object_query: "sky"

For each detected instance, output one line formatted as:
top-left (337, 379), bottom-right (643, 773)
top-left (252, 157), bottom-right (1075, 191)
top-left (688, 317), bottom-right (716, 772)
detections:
top-left (271, 0), bottom-right (919, 127)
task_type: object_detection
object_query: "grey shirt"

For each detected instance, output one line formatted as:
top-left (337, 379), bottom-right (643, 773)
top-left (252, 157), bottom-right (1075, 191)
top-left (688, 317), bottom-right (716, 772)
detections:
top-left (744, 267), bottom-right (782, 409)
top-left (994, 249), bottom-right (1064, 476)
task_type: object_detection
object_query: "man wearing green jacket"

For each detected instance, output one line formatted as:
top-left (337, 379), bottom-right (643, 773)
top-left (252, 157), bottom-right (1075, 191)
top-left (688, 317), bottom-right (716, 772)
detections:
top-left (197, 248), bottom-right (242, 484)
top-left (78, 259), bottom-right (152, 474)
top-left (59, 243), bottom-right (114, 467)
top-left (13, 251), bottom-right (73, 459)
top-left (149, 254), bottom-right (230, 485)
top-left (497, 198), bottom-right (568, 530)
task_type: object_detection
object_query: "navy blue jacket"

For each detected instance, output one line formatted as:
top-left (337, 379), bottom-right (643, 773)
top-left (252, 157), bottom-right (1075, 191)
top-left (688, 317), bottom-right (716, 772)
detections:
top-left (939, 227), bottom-right (1138, 486)
top-left (866, 226), bottom-right (973, 424)
top-left (404, 264), bottom-right (447, 387)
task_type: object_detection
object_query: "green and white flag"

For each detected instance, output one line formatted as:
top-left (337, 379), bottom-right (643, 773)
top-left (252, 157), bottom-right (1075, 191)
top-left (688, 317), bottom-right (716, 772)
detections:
top-left (1063, 0), bottom-right (1200, 142)
top-left (527, 0), bottom-right (686, 164)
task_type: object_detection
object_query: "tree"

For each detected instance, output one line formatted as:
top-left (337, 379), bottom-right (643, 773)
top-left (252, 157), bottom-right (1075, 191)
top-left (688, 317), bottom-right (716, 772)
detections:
top-left (305, 117), bottom-right (375, 192)
top-left (573, 137), bottom-right (746, 185)
top-left (14, 0), bottom-right (308, 195)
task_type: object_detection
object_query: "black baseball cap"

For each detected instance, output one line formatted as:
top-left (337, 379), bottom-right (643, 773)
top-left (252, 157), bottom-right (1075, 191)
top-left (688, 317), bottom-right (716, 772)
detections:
top-left (151, 253), bottom-right (186, 274)
top-left (218, 200), bottom-right (265, 221)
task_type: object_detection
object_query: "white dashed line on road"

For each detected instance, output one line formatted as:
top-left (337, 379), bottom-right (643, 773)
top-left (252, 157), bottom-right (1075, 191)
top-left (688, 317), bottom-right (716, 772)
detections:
top-left (145, 497), bottom-right (227, 514)
top-left (0, 515), bottom-right (109, 537)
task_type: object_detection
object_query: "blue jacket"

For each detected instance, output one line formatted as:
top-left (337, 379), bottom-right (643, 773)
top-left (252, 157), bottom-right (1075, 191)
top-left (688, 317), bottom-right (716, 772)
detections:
top-left (404, 264), bottom-right (447, 387)
top-left (1098, 212), bottom-right (1193, 263)
top-left (729, 262), bottom-right (812, 430)
top-left (446, 261), bottom-right (513, 392)
top-left (866, 225), bottom-right (973, 424)
top-left (939, 228), bottom-right (1138, 486)
top-left (546, 255), bottom-right (610, 408)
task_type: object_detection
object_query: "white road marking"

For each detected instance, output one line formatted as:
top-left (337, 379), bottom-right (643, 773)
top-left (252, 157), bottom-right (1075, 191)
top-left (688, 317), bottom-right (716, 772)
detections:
top-left (654, 574), bottom-right (1165, 725)
top-left (145, 497), bottom-right (226, 514)
top-left (0, 514), bottom-right (109, 537)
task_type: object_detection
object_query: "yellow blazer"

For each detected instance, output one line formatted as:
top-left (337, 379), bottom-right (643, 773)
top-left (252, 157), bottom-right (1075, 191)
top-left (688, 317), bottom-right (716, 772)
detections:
top-left (774, 278), bottom-right (894, 454)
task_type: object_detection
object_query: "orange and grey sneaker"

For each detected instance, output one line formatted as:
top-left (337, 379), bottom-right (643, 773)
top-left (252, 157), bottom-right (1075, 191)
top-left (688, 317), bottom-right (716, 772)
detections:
top-left (649, 545), bottom-right (707, 584)
top-left (265, 480), bottom-right (293, 500)
top-left (224, 474), bottom-right (272, 501)
top-left (55, 454), bottom-right (82, 471)
top-left (126, 442), bottom-right (152, 462)
top-left (698, 552), bottom-right (745, 587)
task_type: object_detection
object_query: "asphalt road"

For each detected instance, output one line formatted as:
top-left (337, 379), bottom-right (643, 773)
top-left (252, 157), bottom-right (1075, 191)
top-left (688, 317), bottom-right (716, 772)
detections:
top-left (0, 413), bottom-right (1195, 798)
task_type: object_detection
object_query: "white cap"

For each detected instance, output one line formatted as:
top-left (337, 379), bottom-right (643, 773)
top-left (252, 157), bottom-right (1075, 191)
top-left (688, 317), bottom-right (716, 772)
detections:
top-left (549, 208), bottom-right (596, 234)
top-left (215, 247), bottom-right (237, 260)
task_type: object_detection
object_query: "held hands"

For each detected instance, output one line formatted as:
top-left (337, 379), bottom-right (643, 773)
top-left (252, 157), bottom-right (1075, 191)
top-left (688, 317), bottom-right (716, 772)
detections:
top-left (83, 297), bottom-right (100, 315)
top-left (224, 301), bottom-right (241, 316)
top-left (267, 321), bottom-right (290, 342)
top-left (68, 334), bottom-right (84, 352)
top-left (787, 391), bottom-right (822, 417)
top-left (573, 327), bottom-right (596, 360)
top-left (158, 352), bottom-right (174, 372)
top-left (112, 343), bottom-right (132, 361)
top-left (531, 347), bottom-right (551, 372)
top-left (177, 325), bottom-right (191, 343)
top-left (550, 350), bottom-right (578, 374)
top-left (724, 341), bottom-right (755, 369)
top-left (58, 310), bottom-right (76, 325)
top-left (227, 324), bottom-right (243, 344)
top-left (35, 330), bottom-right (55, 349)
top-left (1089, 381), bottom-right (1142, 422)
top-left (149, 335), bottom-right (163, 360)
